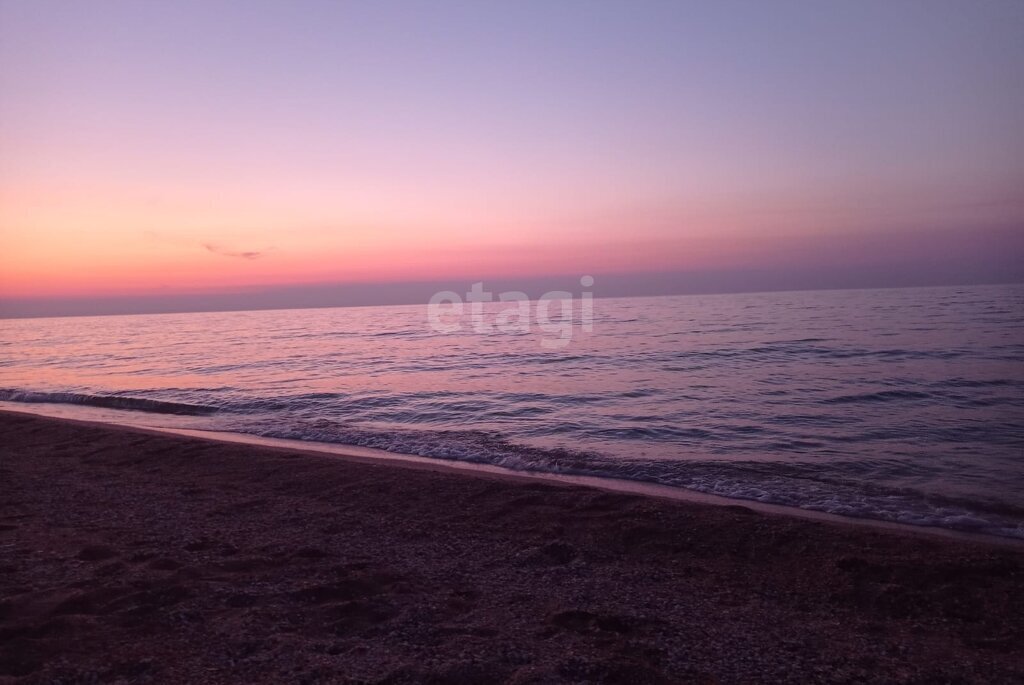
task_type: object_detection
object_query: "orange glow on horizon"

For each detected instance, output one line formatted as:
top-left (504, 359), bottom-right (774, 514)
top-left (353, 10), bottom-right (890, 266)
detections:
top-left (6, 175), bottom-right (1019, 299)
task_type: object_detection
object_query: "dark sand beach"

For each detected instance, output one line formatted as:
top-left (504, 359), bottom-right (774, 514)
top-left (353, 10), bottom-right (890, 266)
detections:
top-left (1, 409), bottom-right (1022, 684)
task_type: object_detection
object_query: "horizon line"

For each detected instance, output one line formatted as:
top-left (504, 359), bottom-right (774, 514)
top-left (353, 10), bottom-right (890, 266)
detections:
top-left (2, 275), bottom-right (1021, 321)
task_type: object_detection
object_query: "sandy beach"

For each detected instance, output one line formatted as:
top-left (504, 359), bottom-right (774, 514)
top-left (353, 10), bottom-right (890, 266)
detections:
top-left (1, 409), bottom-right (1021, 684)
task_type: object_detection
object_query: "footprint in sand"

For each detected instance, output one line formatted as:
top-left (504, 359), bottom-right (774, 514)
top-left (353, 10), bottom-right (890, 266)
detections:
top-left (76, 545), bottom-right (118, 562)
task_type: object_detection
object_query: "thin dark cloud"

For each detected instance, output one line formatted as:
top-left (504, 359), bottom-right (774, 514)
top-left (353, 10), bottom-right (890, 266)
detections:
top-left (202, 243), bottom-right (263, 260)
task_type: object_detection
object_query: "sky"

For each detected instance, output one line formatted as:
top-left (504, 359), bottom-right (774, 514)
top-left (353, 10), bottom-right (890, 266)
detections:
top-left (1, 0), bottom-right (1023, 316)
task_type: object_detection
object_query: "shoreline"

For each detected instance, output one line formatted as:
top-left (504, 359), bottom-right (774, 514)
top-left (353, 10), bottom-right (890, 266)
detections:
top-left (1, 409), bottom-right (1022, 682)
top-left (2, 405), bottom-right (1019, 548)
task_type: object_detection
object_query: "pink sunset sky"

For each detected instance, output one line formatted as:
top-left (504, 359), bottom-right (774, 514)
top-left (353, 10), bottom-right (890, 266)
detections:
top-left (1, 1), bottom-right (1022, 315)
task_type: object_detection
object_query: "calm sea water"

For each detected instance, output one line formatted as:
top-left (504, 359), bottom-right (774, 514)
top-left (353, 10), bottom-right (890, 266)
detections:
top-left (2, 284), bottom-right (1023, 538)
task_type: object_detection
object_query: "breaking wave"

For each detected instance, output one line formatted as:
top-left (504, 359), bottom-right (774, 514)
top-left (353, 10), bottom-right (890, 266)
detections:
top-left (0, 388), bottom-right (218, 416)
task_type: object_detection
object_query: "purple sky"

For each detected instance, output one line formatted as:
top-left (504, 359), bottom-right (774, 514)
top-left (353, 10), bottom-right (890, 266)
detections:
top-left (1, 0), bottom-right (1022, 317)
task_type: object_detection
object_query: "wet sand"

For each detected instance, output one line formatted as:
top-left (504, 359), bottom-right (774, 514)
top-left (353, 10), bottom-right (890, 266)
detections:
top-left (0, 409), bottom-right (1022, 684)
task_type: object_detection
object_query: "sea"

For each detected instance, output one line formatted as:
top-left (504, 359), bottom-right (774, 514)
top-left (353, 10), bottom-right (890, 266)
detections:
top-left (2, 284), bottom-right (1022, 539)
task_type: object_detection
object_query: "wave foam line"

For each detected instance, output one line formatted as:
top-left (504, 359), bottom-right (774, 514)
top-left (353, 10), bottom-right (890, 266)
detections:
top-left (0, 388), bottom-right (218, 416)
